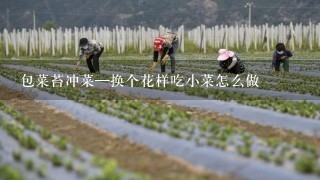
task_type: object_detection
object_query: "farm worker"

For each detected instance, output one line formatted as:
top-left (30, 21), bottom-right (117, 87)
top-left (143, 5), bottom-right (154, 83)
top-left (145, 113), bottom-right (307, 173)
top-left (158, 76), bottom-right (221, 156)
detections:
top-left (217, 49), bottom-right (245, 74)
top-left (272, 43), bottom-right (293, 72)
top-left (149, 32), bottom-right (179, 74)
top-left (74, 38), bottom-right (104, 73)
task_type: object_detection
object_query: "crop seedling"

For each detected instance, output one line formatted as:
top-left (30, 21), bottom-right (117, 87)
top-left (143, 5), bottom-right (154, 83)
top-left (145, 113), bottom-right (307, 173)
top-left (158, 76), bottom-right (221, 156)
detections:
top-left (242, 133), bottom-right (252, 147)
top-left (305, 145), bottom-right (318, 158)
top-left (256, 151), bottom-right (271, 162)
top-left (36, 163), bottom-right (47, 178)
top-left (285, 150), bottom-right (297, 160)
top-left (166, 129), bottom-right (183, 138)
top-left (65, 159), bottom-right (74, 171)
top-left (75, 165), bottom-right (86, 177)
top-left (194, 137), bottom-right (201, 145)
top-left (315, 167), bottom-right (320, 176)
top-left (37, 148), bottom-right (51, 160)
top-left (229, 138), bottom-right (235, 144)
top-left (274, 155), bottom-right (284, 166)
top-left (295, 153), bottom-right (316, 174)
top-left (237, 145), bottom-right (251, 157)
top-left (51, 153), bottom-right (63, 166)
top-left (90, 155), bottom-right (112, 168)
top-left (0, 165), bottom-right (22, 180)
top-left (56, 137), bottom-right (68, 151)
top-left (98, 160), bottom-right (122, 180)
top-left (23, 135), bottom-right (38, 150)
top-left (71, 146), bottom-right (81, 158)
top-left (217, 141), bottom-right (227, 150)
top-left (217, 131), bottom-right (228, 141)
top-left (207, 140), bottom-right (215, 146)
top-left (267, 138), bottom-right (281, 148)
top-left (49, 137), bottom-right (59, 147)
top-left (279, 145), bottom-right (290, 156)
top-left (38, 128), bottom-right (52, 140)
top-left (24, 159), bottom-right (34, 171)
top-left (12, 150), bottom-right (22, 161)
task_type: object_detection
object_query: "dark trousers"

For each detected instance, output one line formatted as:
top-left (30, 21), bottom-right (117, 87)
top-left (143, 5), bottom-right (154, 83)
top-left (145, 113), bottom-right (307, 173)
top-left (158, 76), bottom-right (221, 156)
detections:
top-left (161, 40), bottom-right (178, 74)
top-left (275, 58), bottom-right (289, 72)
top-left (86, 48), bottom-right (104, 73)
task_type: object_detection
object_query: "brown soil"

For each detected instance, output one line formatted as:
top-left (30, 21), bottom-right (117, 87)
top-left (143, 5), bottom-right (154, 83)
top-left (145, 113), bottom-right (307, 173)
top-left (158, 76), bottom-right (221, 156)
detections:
top-left (0, 85), bottom-right (228, 180)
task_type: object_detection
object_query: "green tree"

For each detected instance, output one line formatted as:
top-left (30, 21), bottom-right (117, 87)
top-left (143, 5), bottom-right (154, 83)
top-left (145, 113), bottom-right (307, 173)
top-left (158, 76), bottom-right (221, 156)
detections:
top-left (43, 21), bottom-right (56, 30)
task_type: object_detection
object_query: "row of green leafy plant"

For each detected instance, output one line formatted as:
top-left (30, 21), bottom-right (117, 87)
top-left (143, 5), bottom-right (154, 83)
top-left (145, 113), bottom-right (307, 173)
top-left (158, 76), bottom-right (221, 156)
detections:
top-left (104, 62), bottom-right (320, 97)
top-left (2, 59), bottom-right (319, 84)
top-left (52, 59), bottom-right (320, 96)
top-left (12, 61), bottom-right (320, 119)
top-left (0, 101), bottom-right (125, 180)
top-left (98, 62), bottom-right (320, 93)
top-left (83, 57), bottom-right (320, 72)
top-left (96, 59), bottom-right (320, 76)
top-left (7, 59), bottom-right (319, 94)
top-left (2, 61), bottom-right (319, 119)
top-left (0, 164), bottom-right (22, 180)
top-left (100, 59), bottom-right (320, 84)
top-left (1, 69), bottom-right (320, 175)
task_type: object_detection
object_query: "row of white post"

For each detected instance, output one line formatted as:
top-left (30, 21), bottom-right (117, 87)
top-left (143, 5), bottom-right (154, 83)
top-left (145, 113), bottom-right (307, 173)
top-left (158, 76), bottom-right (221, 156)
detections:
top-left (1, 23), bottom-right (320, 57)
top-left (188, 22), bottom-right (320, 52)
top-left (0, 25), bottom-right (183, 57)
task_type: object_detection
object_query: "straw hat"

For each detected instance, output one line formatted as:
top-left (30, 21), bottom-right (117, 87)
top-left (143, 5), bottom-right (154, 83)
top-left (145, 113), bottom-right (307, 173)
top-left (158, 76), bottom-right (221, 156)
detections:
top-left (217, 49), bottom-right (235, 61)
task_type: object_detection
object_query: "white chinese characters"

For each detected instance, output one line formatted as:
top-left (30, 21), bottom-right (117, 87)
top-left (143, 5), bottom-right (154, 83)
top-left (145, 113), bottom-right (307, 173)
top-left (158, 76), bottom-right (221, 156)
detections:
top-left (22, 73), bottom-right (260, 89)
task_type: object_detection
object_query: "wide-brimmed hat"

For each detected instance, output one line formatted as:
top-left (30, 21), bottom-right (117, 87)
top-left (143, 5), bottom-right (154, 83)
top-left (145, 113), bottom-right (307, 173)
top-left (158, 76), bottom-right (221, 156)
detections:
top-left (217, 49), bottom-right (235, 61)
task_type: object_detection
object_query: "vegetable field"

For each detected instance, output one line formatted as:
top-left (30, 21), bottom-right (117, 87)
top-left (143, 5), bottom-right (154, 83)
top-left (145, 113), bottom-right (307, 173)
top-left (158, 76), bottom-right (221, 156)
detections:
top-left (0, 52), bottom-right (320, 180)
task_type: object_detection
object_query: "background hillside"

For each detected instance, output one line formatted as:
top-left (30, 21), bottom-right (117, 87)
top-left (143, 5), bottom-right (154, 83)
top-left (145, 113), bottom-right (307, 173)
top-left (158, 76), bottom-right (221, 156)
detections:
top-left (1, 0), bottom-right (319, 30)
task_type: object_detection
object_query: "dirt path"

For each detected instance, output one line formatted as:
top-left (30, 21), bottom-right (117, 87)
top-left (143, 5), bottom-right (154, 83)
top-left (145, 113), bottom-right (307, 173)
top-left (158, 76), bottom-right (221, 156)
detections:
top-left (0, 85), bottom-right (227, 180)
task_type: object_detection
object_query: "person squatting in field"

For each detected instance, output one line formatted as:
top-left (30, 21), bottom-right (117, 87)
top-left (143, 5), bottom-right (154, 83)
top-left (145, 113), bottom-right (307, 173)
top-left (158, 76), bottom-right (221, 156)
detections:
top-left (217, 49), bottom-right (245, 74)
top-left (74, 38), bottom-right (104, 73)
top-left (150, 32), bottom-right (179, 74)
top-left (272, 43), bottom-right (293, 72)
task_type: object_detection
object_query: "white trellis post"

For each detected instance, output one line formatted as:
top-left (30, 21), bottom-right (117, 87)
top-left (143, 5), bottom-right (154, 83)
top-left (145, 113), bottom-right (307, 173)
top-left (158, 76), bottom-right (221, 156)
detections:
top-left (138, 26), bottom-right (142, 54)
top-left (74, 27), bottom-right (79, 56)
top-left (253, 25), bottom-right (258, 50)
top-left (289, 22), bottom-right (295, 51)
top-left (38, 28), bottom-right (42, 56)
top-left (245, 25), bottom-right (249, 52)
top-left (199, 24), bottom-right (206, 53)
top-left (28, 30), bottom-right (33, 56)
top-left (317, 23), bottom-right (320, 49)
top-left (115, 26), bottom-right (120, 54)
top-left (121, 26), bottom-right (125, 53)
top-left (180, 25), bottom-right (184, 53)
top-left (10, 29), bottom-right (16, 56)
top-left (266, 23), bottom-right (270, 51)
top-left (309, 21), bottom-right (313, 50)
top-left (4, 29), bottom-right (9, 57)
top-left (0, 31), bottom-right (2, 51)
